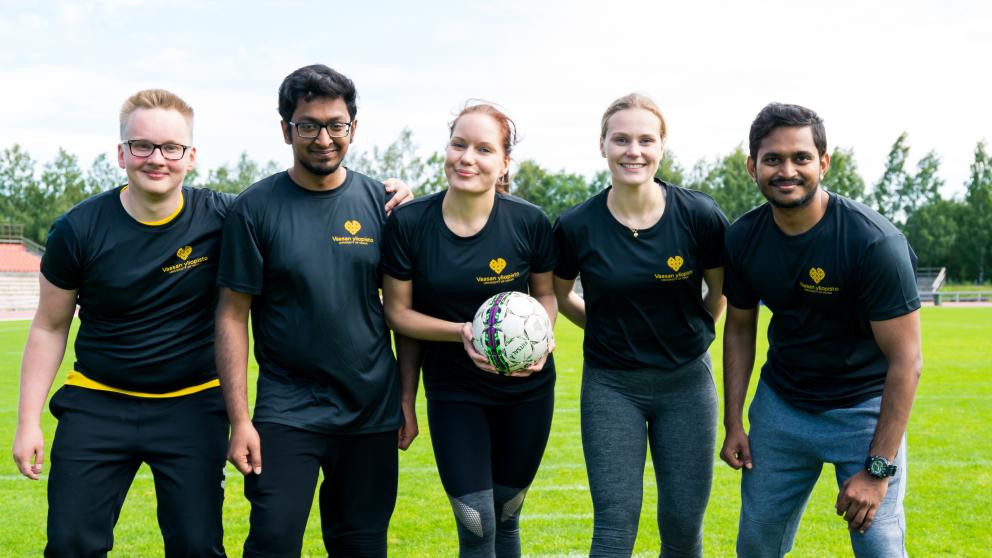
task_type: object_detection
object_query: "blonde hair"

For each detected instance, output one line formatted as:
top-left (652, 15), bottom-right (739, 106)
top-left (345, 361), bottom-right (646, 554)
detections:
top-left (599, 93), bottom-right (667, 145)
top-left (119, 89), bottom-right (194, 139)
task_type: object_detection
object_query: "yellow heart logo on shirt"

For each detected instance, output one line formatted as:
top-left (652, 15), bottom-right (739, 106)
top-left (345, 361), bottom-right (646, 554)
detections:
top-left (344, 220), bottom-right (362, 235)
top-left (810, 267), bottom-right (826, 284)
top-left (489, 258), bottom-right (507, 275)
top-left (667, 256), bottom-right (684, 272)
top-left (176, 246), bottom-right (192, 261)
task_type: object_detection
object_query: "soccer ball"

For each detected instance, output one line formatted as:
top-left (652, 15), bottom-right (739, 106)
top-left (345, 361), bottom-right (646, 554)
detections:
top-left (471, 291), bottom-right (552, 375)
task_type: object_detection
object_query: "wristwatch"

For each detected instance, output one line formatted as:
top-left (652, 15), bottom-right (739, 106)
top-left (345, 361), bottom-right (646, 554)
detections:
top-left (864, 455), bottom-right (898, 479)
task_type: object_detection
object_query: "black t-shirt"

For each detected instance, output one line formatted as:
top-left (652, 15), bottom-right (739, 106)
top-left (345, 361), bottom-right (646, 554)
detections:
top-left (217, 170), bottom-right (401, 434)
top-left (380, 191), bottom-right (556, 404)
top-left (41, 185), bottom-right (232, 392)
top-left (722, 192), bottom-right (921, 413)
top-left (554, 180), bottom-right (729, 370)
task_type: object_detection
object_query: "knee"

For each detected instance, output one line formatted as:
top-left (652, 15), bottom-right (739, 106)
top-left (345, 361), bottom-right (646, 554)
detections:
top-left (660, 538), bottom-right (703, 558)
top-left (46, 527), bottom-right (108, 558)
top-left (326, 532), bottom-right (387, 558)
top-left (244, 514), bottom-right (305, 557)
top-left (849, 514), bottom-right (906, 558)
top-left (449, 490), bottom-right (496, 547)
top-left (736, 514), bottom-right (794, 558)
top-left (493, 484), bottom-right (529, 526)
top-left (162, 524), bottom-right (224, 558)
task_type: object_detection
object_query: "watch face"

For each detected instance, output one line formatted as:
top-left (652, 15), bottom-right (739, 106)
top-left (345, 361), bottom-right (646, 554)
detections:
top-left (869, 459), bottom-right (886, 476)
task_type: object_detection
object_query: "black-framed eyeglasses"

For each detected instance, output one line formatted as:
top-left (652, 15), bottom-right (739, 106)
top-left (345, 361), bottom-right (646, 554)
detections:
top-left (123, 140), bottom-right (191, 160)
top-left (289, 121), bottom-right (352, 139)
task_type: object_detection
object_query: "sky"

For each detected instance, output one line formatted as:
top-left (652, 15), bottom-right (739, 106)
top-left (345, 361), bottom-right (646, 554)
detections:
top-left (0, 0), bottom-right (989, 197)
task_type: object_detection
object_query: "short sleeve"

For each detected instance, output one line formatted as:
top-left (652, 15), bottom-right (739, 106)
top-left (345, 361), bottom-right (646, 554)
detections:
top-left (699, 200), bottom-right (730, 269)
top-left (552, 217), bottom-right (579, 280)
top-left (858, 234), bottom-right (921, 321)
top-left (40, 217), bottom-right (83, 290)
top-left (380, 211), bottom-right (414, 280)
top-left (529, 210), bottom-right (556, 273)
top-left (213, 191), bottom-right (237, 219)
top-left (217, 203), bottom-right (265, 295)
top-left (721, 234), bottom-right (759, 309)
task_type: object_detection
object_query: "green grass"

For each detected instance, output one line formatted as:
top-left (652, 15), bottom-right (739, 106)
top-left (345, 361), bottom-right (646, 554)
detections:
top-left (941, 280), bottom-right (992, 292)
top-left (1, 308), bottom-right (990, 556)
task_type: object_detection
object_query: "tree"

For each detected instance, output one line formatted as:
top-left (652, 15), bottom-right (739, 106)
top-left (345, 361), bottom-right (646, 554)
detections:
top-left (870, 134), bottom-right (944, 227)
top-left (85, 153), bottom-right (126, 194)
top-left (415, 152), bottom-right (446, 197)
top-left (822, 147), bottom-right (866, 201)
top-left (961, 141), bottom-right (992, 283)
top-left (901, 150), bottom-right (943, 218)
top-left (655, 150), bottom-right (687, 186)
top-left (349, 128), bottom-right (421, 183)
top-left (512, 160), bottom-right (598, 221)
top-left (904, 199), bottom-right (966, 279)
top-left (0, 145), bottom-right (37, 229)
top-left (871, 133), bottom-right (910, 222)
top-left (200, 152), bottom-right (279, 194)
top-left (698, 147), bottom-right (763, 222)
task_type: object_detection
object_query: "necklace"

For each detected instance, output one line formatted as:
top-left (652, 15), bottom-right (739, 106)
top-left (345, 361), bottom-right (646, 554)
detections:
top-left (629, 227), bottom-right (639, 238)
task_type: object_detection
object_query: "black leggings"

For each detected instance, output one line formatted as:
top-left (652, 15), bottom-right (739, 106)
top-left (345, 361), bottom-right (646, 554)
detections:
top-left (427, 392), bottom-right (554, 558)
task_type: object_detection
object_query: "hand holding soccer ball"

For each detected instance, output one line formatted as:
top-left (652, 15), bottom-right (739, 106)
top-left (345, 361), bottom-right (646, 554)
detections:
top-left (468, 291), bottom-right (553, 375)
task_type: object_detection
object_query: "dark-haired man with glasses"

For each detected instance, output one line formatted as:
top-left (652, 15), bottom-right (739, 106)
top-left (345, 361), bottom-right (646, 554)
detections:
top-left (13, 88), bottom-right (232, 557)
top-left (216, 64), bottom-right (416, 558)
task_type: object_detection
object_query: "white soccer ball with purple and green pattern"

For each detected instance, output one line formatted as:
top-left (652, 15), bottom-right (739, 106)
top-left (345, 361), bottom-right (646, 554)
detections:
top-left (471, 291), bottom-right (552, 375)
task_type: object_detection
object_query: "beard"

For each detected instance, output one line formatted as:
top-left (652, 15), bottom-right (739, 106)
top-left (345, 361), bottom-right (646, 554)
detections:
top-left (762, 178), bottom-right (819, 209)
top-left (299, 157), bottom-right (341, 177)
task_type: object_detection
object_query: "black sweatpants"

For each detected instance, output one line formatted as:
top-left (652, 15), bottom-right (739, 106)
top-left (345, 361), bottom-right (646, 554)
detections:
top-left (45, 385), bottom-right (228, 558)
top-left (242, 422), bottom-right (398, 558)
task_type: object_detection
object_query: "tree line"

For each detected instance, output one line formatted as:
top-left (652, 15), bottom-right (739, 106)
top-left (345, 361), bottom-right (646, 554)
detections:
top-left (1, 131), bottom-right (989, 283)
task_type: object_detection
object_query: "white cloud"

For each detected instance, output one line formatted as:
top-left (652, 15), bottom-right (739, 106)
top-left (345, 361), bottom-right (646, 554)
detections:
top-left (0, 0), bottom-right (988, 194)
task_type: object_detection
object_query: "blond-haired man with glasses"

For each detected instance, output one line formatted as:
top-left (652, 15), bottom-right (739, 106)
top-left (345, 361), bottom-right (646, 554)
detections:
top-left (13, 89), bottom-right (233, 557)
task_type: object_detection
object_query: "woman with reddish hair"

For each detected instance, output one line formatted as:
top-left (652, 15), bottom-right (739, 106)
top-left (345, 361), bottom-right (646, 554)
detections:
top-left (381, 102), bottom-right (557, 558)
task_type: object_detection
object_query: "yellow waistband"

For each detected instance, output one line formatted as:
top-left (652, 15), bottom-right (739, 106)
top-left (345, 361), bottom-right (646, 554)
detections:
top-left (66, 371), bottom-right (220, 399)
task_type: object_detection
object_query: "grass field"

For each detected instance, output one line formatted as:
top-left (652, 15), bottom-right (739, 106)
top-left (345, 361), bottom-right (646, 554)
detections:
top-left (1, 307), bottom-right (990, 557)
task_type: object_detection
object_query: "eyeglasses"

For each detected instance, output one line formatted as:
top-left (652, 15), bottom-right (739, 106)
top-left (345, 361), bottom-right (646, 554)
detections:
top-left (289, 121), bottom-right (353, 139)
top-left (123, 140), bottom-right (191, 160)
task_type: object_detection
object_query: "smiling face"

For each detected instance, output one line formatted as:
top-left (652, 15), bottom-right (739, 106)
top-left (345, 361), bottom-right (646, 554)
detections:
top-left (281, 95), bottom-right (355, 180)
top-left (117, 107), bottom-right (195, 197)
top-left (747, 125), bottom-right (830, 209)
top-left (601, 108), bottom-right (665, 188)
top-left (444, 112), bottom-right (509, 194)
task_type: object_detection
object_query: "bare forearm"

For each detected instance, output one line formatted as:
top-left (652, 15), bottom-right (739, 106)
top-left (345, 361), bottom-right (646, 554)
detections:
top-left (394, 333), bottom-right (422, 406)
top-left (557, 292), bottom-right (586, 328)
top-left (386, 306), bottom-right (463, 343)
top-left (704, 291), bottom-right (726, 323)
top-left (215, 313), bottom-right (251, 425)
top-left (723, 314), bottom-right (757, 429)
top-left (702, 268), bottom-right (726, 322)
top-left (18, 325), bottom-right (70, 426)
top-left (534, 292), bottom-right (558, 327)
top-left (868, 310), bottom-right (923, 460)
top-left (869, 360), bottom-right (921, 460)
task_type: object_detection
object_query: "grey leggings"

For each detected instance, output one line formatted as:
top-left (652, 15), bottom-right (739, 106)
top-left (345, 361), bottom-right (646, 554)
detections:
top-left (581, 353), bottom-right (718, 558)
